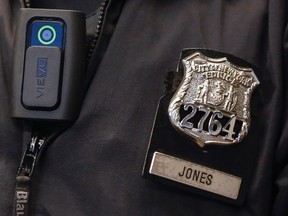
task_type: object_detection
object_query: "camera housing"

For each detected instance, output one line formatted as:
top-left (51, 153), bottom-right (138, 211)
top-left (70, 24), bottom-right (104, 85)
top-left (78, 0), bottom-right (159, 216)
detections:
top-left (11, 9), bottom-right (86, 121)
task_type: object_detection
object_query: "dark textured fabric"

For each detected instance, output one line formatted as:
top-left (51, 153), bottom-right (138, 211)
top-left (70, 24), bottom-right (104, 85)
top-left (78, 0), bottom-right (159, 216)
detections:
top-left (0, 0), bottom-right (288, 215)
top-left (30, 0), bottom-right (103, 15)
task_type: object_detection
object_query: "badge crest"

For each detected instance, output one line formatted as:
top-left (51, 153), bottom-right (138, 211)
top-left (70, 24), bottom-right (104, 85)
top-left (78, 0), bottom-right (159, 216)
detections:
top-left (168, 52), bottom-right (259, 147)
top-left (143, 49), bottom-right (262, 204)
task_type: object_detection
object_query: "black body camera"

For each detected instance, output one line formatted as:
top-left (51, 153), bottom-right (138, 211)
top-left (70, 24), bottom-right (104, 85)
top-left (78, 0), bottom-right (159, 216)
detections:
top-left (12, 9), bottom-right (86, 121)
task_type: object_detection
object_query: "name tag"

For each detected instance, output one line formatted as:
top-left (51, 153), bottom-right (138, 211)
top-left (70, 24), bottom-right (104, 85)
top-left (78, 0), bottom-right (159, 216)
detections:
top-left (143, 49), bottom-right (261, 205)
top-left (150, 152), bottom-right (241, 200)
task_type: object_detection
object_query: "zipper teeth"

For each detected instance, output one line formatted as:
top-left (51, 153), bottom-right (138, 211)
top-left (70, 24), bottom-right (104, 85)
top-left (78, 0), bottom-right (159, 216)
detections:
top-left (23, 0), bottom-right (31, 8)
top-left (86, 0), bottom-right (109, 63)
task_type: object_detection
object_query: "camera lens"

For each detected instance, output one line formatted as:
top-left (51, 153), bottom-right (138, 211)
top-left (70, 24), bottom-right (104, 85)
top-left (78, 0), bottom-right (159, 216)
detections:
top-left (38, 25), bottom-right (56, 45)
top-left (41, 29), bottom-right (53, 41)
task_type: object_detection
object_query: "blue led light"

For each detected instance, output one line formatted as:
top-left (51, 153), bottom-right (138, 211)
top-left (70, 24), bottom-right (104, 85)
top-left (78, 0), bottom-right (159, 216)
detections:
top-left (30, 21), bottom-right (64, 48)
top-left (38, 25), bottom-right (57, 45)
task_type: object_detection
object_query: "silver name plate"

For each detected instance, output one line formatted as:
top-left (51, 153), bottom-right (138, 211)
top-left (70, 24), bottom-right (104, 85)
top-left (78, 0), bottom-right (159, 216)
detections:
top-left (149, 152), bottom-right (242, 199)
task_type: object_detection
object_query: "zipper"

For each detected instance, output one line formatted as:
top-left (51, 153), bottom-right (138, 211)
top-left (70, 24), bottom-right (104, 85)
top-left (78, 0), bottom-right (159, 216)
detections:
top-left (22, 0), bottom-right (31, 8)
top-left (86, 0), bottom-right (110, 63)
top-left (14, 1), bottom-right (122, 215)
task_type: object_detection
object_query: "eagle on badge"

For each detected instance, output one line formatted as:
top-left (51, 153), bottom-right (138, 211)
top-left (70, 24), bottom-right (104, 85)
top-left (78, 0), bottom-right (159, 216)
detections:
top-left (168, 51), bottom-right (260, 147)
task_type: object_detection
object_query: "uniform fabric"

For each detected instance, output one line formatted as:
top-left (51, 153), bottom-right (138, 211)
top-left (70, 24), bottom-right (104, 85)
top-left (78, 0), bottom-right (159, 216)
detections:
top-left (0, 0), bottom-right (288, 215)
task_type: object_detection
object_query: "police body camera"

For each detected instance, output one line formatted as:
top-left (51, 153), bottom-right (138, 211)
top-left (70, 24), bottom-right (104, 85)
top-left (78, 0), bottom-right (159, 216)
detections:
top-left (11, 9), bottom-right (86, 121)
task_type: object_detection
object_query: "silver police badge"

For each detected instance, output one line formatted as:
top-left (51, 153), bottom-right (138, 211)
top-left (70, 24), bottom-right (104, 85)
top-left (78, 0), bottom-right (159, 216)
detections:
top-left (168, 52), bottom-right (260, 147)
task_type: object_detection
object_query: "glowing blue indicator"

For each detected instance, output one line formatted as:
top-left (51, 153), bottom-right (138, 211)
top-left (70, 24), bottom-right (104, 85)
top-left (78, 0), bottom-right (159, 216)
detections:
top-left (37, 25), bottom-right (57, 45)
top-left (30, 21), bottom-right (64, 48)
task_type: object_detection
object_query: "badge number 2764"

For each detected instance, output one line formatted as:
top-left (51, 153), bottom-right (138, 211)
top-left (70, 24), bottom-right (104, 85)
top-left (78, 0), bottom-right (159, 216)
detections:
top-left (180, 103), bottom-right (238, 142)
